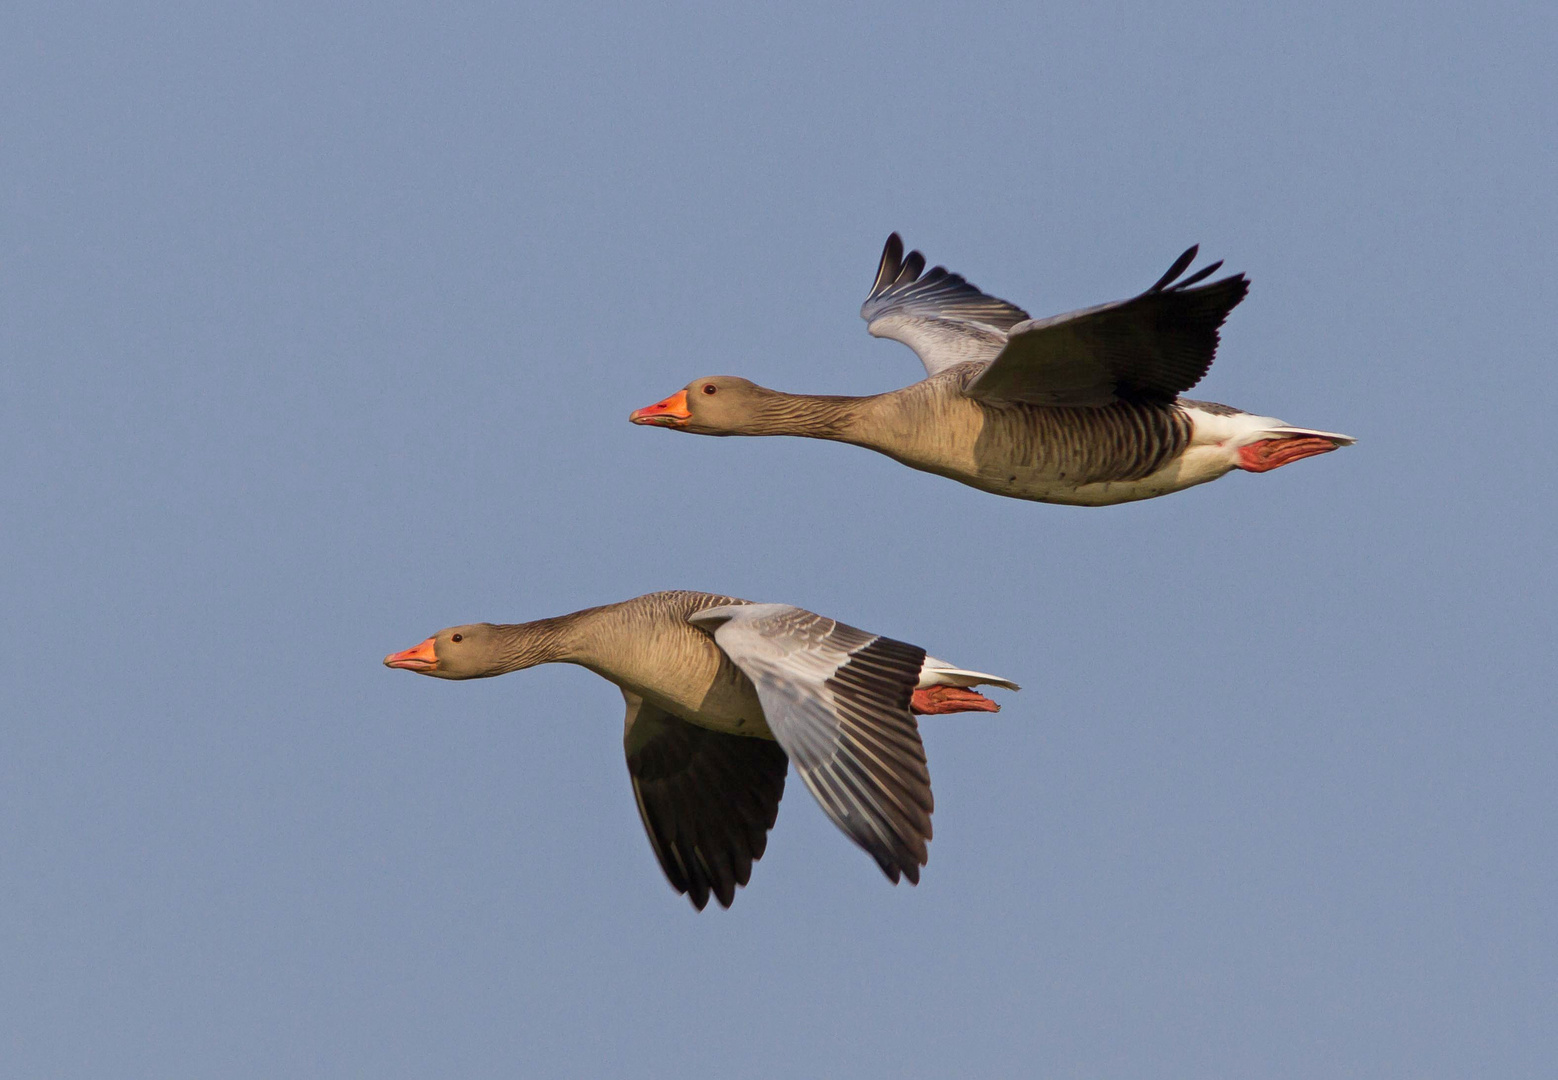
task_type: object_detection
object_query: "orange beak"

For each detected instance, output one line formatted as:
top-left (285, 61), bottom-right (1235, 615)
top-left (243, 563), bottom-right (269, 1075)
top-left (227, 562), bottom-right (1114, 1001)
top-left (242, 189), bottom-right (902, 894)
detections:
top-left (629, 389), bottom-right (691, 427)
top-left (384, 636), bottom-right (439, 673)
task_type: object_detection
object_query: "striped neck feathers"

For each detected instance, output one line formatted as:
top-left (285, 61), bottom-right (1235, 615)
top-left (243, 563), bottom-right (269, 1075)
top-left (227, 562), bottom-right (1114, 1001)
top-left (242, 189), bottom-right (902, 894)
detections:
top-left (712, 385), bottom-right (874, 440)
top-left (484, 611), bottom-right (596, 673)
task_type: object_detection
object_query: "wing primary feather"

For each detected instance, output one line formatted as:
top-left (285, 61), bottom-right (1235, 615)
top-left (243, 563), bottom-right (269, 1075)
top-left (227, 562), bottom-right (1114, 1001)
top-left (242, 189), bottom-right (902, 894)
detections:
top-left (837, 738), bottom-right (933, 832)
top-left (1148, 245), bottom-right (1200, 292)
top-left (1171, 259), bottom-right (1223, 289)
top-left (827, 760), bottom-right (920, 876)
top-left (830, 755), bottom-right (921, 876)
top-left (870, 233), bottom-right (905, 299)
top-left (693, 846), bottom-right (734, 910)
top-left (806, 766), bottom-right (892, 865)
top-left (842, 722), bottom-right (928, 773)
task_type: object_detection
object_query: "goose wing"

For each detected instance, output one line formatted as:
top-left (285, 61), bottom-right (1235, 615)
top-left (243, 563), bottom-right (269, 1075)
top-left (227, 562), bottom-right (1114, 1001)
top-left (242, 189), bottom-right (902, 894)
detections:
top-left (623, 691), bottom-right (788, 911)
top-left (964, 246), bottom-right (1249, 406)
top-left (860, 233), bottom-right (1030, 378)
top-left (689, 602), bottom-right (934, 885)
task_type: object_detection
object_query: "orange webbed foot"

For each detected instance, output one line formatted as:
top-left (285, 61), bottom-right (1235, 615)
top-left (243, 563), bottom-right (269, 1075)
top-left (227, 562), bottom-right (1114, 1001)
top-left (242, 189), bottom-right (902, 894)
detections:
top-left (1237, 436), bottom-right (1343, 473)
top-left (911, 686), bottom-right (1000, 715)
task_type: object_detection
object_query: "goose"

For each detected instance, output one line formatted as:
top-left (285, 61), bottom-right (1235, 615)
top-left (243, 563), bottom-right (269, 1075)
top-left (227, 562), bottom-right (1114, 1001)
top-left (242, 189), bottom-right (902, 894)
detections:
top-left (630, 234), bottom-right (1354, 506)
top-left (383, 590), bottom-right (1018, 910)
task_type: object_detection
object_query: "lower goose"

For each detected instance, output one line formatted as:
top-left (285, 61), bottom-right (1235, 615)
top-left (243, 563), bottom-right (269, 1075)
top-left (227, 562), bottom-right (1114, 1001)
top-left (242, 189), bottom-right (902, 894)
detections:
top-left (384, 590), bottom-right (1017, 910)
top-left (630, 234), bottom-right (1354, 506)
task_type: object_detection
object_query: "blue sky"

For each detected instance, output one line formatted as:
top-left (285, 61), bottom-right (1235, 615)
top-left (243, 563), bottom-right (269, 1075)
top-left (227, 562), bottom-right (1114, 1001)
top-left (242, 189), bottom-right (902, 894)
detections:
top-left (2, 2), bottom-right (1553, 1076)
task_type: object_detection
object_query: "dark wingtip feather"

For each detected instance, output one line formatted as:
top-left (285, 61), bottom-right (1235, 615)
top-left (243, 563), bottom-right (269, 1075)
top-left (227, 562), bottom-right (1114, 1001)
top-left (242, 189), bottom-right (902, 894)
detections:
top-left (1201, 272), bottom-right (1251, 313)
top-left (898, 249), bottom-right (926, 285)
top-left (870, 853), bottom-right (922, 886)
top-left (871, 233), bottom-right (904, 299)
top-left (1173, 259), bottom-right (1223, 289)
top-left (1149, 245), bottom-right (1200, 293)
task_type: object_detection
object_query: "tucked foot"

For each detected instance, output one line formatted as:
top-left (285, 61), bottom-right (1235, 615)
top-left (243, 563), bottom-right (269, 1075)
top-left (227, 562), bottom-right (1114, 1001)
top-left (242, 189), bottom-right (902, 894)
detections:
top-left (1237, 436), bottom-right (1344, 473)
top-left (911, 686), bottom-right (1000, 715)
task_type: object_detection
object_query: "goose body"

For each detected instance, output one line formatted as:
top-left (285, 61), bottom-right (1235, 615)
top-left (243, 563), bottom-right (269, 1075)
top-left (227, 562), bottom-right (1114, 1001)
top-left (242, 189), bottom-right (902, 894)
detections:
top-left (631, 235), bottom-right (1354, 505)
top-left (384, 590), bottom-right (1017, 910)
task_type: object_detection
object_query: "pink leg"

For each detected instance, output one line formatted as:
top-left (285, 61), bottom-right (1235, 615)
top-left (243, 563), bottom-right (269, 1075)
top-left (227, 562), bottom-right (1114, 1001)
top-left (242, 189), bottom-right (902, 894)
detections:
top-left (1238, 436), bottom-right (1342, 473)
top-left (911, 686), bottom-right (1000, 715)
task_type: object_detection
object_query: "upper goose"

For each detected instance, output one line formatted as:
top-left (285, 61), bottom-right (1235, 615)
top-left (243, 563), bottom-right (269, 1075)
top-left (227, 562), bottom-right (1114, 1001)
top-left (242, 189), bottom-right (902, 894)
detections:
top-left (630, 234), bottom-right (1354, 506)
top-left (384, 590), bottom-right (1017, 910)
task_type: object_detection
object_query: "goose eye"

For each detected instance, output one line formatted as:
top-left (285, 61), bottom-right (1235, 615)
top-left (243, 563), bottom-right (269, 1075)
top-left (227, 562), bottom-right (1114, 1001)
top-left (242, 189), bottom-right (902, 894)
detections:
top-left (451, 633), bottom-right (463, 643)
top-left (702, 383), bottom-right (717, 395)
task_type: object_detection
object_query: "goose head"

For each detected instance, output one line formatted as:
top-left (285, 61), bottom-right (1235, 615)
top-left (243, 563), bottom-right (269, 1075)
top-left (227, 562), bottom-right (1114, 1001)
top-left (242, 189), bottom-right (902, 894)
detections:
top-left (629, 376), bottom-right (769, 435)
top-left (384, 623), bottom-right (504, 679)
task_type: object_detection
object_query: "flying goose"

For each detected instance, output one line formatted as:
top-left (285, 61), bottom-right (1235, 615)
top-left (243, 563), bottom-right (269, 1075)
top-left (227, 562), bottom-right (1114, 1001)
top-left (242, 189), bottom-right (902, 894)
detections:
top-left (383, 590), bottom-right (1017, 910)
top-left (630, 235), bottom-right (1354, 506)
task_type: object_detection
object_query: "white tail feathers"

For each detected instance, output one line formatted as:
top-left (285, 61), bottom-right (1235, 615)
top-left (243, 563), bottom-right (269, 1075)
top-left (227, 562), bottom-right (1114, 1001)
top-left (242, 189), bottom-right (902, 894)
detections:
top-left (919, 657), bottom-right (1021, 691)
top-left (1257, 425), bottom-right (1356, 446)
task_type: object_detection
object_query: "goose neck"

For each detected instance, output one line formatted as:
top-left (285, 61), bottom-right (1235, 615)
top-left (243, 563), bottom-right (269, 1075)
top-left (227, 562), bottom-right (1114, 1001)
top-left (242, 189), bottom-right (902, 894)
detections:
top-left (488, 611), bottom-right (594, 672)
top-left (740, 389), bottom-right (875, 441)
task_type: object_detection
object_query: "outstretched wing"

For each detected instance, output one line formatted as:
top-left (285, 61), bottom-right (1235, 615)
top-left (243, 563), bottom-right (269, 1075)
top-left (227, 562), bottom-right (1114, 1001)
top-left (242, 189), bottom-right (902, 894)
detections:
top-left (623, 691), bottom-right (788, 911)
top-left (861, 233), bottom-right (1030, 378)
top-left (964, 245), bottom-right (1249, 407)
top-left (689, 602), bottom-right (934, 886)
